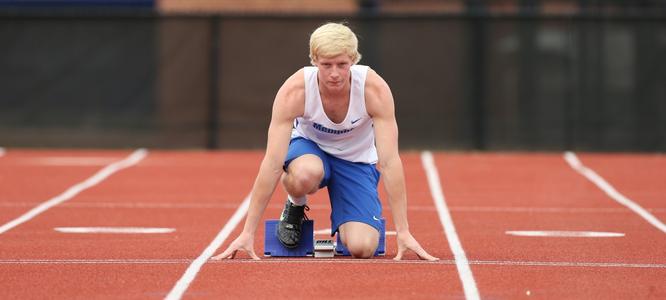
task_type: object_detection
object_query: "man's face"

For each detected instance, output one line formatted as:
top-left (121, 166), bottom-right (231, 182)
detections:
top-left (314, 54), bottom-right (353, 93)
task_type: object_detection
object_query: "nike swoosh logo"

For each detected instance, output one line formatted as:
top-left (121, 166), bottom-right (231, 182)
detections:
top-left (351, 118), bottom-right (362, 124)
top-left (372, 216), bottom-right (380, 221)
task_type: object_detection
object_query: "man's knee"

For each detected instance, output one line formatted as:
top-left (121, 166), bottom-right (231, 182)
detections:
top-left (344, 236), bottom-right (378, 259)
top-left (340, 222), bottom-right (379, 259)
top-left (295, 163), bottom-right (323, 186)
top-left (283, 155), bottom-right (324, 195)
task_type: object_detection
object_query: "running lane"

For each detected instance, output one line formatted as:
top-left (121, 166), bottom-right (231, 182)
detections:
top-left (188, 152), bottom-right (463, 299)
top-left (0, 150), bottom-right (259, 299)
top-left (432, 153), bottom-right (666, 299)
top-left (573, 153), bottom-right (666, 232)
top-left (0, 150), bottom-right (129, 225)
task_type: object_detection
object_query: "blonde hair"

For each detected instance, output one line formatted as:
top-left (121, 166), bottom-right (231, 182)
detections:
top-left (309, 23), bottom-right (362, 65)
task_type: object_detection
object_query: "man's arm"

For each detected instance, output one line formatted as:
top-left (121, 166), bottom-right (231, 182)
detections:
top-left (365, 69), bottom-right (438, 261)
top-left (212, 70), bottom-right (305, 260)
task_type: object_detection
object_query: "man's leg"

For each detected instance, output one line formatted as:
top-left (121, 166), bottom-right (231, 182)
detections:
top-left (327, 157), bottom-right (383, 258)
top-left (278, 138), bottom-right (330, 248)
top-left (338, 222), bottom-right (380, 259)
top-left (282, 154), bottom-right (324, 198)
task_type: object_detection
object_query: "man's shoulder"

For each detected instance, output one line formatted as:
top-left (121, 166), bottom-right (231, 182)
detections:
top-left (364, 68), bottom-right (391, 96)
top-left (274, 69), bottom-right (306, 118)
top-left (279, 68), bottom-right (306, 98)
top-left (363, 68), bottom-right (394, 118)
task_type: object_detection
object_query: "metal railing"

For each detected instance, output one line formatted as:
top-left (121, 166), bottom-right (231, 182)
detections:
top-left (1, 8), bottom-right (664, 150)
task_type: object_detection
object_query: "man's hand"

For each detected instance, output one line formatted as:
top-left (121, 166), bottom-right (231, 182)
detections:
top-left (394, 231), bottom-right (439, 261)
top-left (211, 232), bottom-right (260, 260)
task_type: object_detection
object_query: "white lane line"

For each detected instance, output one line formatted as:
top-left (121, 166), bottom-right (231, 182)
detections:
top-left (4, 202), bottom-right (665, 214)
top-left (54, 227), bottom-right (175, 234)
top-left (505, 230), bottom-right (625, 238)
top-left (313, 228), bottom-right (397, 236)
top-left (421, 151), bottom-right (480, 300)
top-left (0, 149), bottom-right (148, 235)
top-left (0, 259), bottom-right (192, 264)
top-left (21, 157), bottom-right (119, 166)
top-left (468, 260), bottom-right (666, 269)
top-left (313, 228), bottom-right (333, 235)
top-left (2, 259), bottom-right (664, 268)
top-left (0, 202), bottom-right (247, 209)
top-left (449, 206), bottom-right (666, 214)
top-left (165, 193), bottom-right (251, 300)
top-left (223, 259), bottom-right (666, 268)
top-left (0, 147), bottom-right (5, 157)
top-left (564, 152), bottom-right (666, 234)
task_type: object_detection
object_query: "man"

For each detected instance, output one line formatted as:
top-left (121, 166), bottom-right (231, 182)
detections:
top-left (212, 23), bottom-right (438, 261)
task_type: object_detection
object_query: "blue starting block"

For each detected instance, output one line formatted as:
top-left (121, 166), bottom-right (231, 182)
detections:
top-left (264, 219), bottom-right (314, 257)
top-left (335, 218), bottom-right (386, 256)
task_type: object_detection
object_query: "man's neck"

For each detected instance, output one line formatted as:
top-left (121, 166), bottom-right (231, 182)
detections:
top-left (319, 79), bottom-right (351, 100)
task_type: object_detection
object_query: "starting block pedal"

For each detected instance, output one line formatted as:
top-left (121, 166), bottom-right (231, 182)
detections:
top-left (314, 239), bottom-right (335, 258)
top-left (335, 218), bottom-right (386, 256)
top-left (264, 219), bottom-right (314, 257)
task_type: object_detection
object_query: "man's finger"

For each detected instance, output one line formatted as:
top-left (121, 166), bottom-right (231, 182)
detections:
top-left (413, 246), bottom-right (439, 261)
top-left (393, 247), bottom-right (404, 261)
top-left (210, 249), bottom-right (230, 260)
top-left (212, 247), bottom-right (236, 260)
top-left (248, 250), bottom-right (261, 260)
top-left (416, 251), bottom-right (439, 261)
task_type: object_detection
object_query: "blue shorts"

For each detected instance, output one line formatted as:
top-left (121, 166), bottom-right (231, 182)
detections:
top-left (284, 137), bottom-right (383, 236)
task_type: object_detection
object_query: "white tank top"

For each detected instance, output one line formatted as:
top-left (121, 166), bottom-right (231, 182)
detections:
top-left (291, 65), bottom-right (378, 164)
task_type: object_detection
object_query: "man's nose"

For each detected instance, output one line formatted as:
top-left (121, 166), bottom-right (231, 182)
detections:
top-left (331, 67), bottom-right (340, 78)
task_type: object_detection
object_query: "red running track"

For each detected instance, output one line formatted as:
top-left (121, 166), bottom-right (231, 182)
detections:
top-left (0, 149), bottom-right (664, 299)
top-left (433, 152), bottom-right (666, 299)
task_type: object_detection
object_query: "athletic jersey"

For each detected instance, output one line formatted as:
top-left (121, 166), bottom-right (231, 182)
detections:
top-left (291, 65), bottom-right (378, 164)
